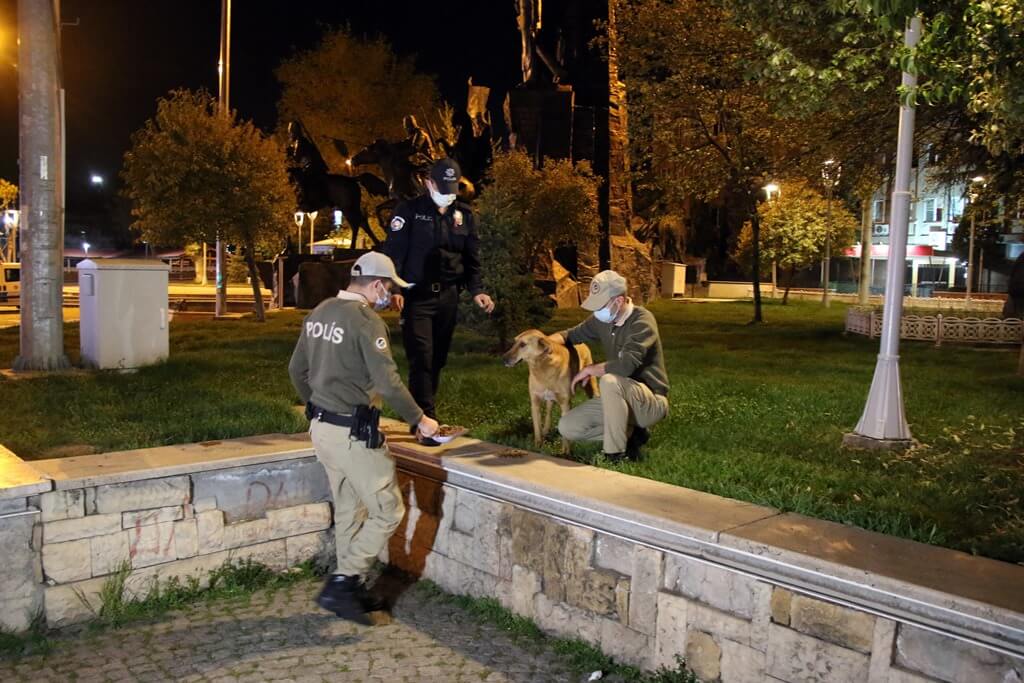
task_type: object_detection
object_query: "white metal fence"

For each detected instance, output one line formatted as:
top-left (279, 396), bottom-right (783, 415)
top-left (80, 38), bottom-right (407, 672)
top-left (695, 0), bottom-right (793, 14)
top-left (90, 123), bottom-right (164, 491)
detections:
top-left (846, 307), bottom-right (1024, 346)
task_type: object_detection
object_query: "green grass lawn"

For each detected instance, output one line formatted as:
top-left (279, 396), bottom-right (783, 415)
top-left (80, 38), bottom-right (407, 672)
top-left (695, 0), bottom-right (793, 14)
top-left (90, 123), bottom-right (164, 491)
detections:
top-left (1, 300), bottom-right (1021, 564)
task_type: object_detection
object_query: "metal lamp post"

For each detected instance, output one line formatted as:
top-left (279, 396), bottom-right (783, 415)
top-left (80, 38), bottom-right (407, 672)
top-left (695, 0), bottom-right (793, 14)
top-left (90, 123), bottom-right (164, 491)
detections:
top-left (965, 176), bottom-right (985, 303)
top-left (764, 183), bottom-right (780, 298)
top-left (307, 210), bottom-right (318, 254)
top-left (293, 211), bottom-right (304, 254)
top-left (214, 0), bottom-right (231, 318)
top-left (844, 16), bottom-right (921, 450)
top-left (821, 159), bottom-right (841, 308)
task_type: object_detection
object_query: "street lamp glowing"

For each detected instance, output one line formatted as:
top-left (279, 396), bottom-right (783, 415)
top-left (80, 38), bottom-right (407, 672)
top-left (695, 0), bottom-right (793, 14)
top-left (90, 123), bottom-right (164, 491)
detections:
top-left (764, 183), bottom-right (780, 199)
top-left (971, 175), bottom-right (986, 183)
top-left (293, 211), bottom-right (304, 227)
top-left (82, 242), bottom-right (90, 255)
top-left (345, 158), bottom-right (352, 168)
top-left (90, 174), bottom-right (104, 186)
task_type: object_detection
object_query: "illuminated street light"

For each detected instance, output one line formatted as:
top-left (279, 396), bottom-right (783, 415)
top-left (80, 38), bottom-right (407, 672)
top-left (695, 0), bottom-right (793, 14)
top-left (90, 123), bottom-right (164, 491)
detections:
top-left (763, 183), bottom-right (780, 296)
top-left (90, 174), bottom-right (104, 186)
top-left (82, 241), bottom-right (90, 255)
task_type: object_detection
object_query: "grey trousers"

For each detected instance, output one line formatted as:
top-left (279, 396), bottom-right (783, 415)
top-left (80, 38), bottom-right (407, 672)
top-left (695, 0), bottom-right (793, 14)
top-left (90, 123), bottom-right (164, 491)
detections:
top-left (310, 420), bottom-right (405, 576)
top-left (558, 374), bottom-right (669, 453)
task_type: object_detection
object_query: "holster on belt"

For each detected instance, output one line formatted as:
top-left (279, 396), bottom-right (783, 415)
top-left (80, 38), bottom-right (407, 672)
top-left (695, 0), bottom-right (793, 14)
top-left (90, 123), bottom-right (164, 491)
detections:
top-left (351, 405), bottom-right (384, 448)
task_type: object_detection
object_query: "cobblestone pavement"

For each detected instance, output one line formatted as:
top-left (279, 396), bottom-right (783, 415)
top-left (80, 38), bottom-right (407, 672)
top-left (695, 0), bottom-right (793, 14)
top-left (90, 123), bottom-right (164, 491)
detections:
top-left (0, 579), bottom-right (578, 682)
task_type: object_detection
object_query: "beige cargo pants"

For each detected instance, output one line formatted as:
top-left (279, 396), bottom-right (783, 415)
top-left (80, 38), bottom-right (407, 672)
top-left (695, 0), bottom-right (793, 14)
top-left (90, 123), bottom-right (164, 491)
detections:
top-left (310, 420), bottom-right (405, 577)
top-left (558, 374), bottom-right (669, 453)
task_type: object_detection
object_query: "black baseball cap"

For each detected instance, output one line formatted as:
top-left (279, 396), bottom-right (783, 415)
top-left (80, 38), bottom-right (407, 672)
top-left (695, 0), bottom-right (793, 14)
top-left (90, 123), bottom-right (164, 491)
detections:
top-left (430, 158), bottom-right (461, 194)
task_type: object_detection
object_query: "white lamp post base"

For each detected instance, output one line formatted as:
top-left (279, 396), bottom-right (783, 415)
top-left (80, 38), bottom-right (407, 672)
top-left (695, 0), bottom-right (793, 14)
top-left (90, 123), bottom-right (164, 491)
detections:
top-left (844, 353), bottom-right (912, 451)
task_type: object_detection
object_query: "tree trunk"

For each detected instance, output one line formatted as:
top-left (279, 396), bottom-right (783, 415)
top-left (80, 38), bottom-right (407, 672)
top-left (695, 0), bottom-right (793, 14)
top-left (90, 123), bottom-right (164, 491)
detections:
top-left (858, 197), bottom-right (872, 305)
top-left (1019, 340), bottom-right (1024, 378)
top-left (244, 242), bottom-right (265, 322)
top-left (783, 265), bottom-right (796, 305)
top-left (14, 0), bottom-right (70, 371)
top-left (750, 209), bottom-right (763, 323)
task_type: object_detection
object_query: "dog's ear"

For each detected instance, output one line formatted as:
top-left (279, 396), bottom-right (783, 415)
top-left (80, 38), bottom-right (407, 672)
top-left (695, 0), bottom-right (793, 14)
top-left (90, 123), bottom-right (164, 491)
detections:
top-left (538, 337), bottom-right (552, 355)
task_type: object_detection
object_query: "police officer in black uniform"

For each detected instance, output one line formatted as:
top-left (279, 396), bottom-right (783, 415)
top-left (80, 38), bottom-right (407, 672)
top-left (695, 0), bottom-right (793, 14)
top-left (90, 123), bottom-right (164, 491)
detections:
top-left (384, 159), bottom-right (494, 445)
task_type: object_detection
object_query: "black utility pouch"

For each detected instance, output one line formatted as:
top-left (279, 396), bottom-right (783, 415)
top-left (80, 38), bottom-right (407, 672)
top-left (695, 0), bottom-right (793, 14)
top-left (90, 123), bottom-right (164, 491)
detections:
top-left (351, 405), bottom-right (385, 448)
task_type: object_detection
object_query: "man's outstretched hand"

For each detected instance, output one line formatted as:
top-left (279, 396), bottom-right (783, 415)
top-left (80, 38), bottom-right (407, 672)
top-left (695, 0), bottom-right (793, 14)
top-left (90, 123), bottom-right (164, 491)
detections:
top-left (391, 294), bottom-right (405, 313)
top-left (474, 293), bottom-right (495, 313)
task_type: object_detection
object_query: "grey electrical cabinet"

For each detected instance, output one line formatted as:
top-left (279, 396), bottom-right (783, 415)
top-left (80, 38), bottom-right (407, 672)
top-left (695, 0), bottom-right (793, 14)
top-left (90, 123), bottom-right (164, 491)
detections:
top-left (77, 259), bottom-right (170, 369)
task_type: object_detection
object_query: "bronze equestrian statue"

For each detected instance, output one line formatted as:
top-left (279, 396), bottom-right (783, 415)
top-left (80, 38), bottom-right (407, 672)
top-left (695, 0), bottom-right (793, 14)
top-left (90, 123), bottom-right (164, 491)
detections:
top-left (286, 121), bottom-right (388, 249)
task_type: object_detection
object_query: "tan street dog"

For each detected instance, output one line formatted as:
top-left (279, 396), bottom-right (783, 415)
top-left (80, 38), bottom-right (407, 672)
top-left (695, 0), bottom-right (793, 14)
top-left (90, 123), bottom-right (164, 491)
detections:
top-left (502, 329), bottom-right (598, 453)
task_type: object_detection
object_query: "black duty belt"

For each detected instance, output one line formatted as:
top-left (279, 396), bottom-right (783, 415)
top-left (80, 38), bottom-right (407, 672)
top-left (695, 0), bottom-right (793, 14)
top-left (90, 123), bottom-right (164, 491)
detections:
top-left (306, 403), bottom-right (353, 427)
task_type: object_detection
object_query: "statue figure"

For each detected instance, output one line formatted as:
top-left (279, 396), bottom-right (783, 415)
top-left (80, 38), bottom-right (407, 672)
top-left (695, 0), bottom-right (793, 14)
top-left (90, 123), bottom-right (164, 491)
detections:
top-left (285, 121), bottom-right (387, 249)
top-left (403, 115), bottom-right (435, 166)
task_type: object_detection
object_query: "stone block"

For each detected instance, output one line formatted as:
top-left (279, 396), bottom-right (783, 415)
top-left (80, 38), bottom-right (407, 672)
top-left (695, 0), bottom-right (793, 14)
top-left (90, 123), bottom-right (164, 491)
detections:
top-left (191, 459), bottom-right (329, 523)
top-left (654, 591), bottom-right (689, 670)
top-left (0, 498), bottom-right (27, 515)
top-left (721, 639), bottom-right (767, 683)
top-left (895, 624), bottom-right (1024, 683)
top-left (533, 590), bottom-right (602, 644)
top-left (422, 552), bottom-right (499, 601)
top-left (45, 576), bottom-right (106, 627)
top-left (686, 630), bottom-right (722, 682)
top-left (506, 506), bottom-right (549, 576)
top-left (628, 546), bottom-right (662, 635)
top-left (452, 491), bottom-right (477, 534)
top-left (39, 489), bottom-right (85, 522)
top-left (767, 624), bottom-right (870, 682)
top-left (230, 539), bottom-right (288, 571)
top-left (84, 487), bottom-right (96, 514)
top-left (44, 512), bottom-right (122, 543)
top-left (511, 564), bottom-right (541, 619)
top-left (90, 531), bottom-right (130, 576)
top-left (615, 577), bottom-right (630, 625)
top-left (193, 497), bottom-right (217, 513)
top-left (0, 510), bottom-right (44, 632)
top-left (688, 600), bottom-right (753, 648)
top-left (123, 549), bottom-right (234, 600)
top-left (887, 669), bottom-right (944, 683)
top-left (222, 517), bottom-right (270, 550)
top-left (121, 506), bottom-right (184, 529)
top-left (285, 529), bottom-right (332, 566)
top-left (174, 519), bottom-right (199, 559)
top-left (771, 587), bottom-right (793, 626)
top-left (127, 521), bottom-right (178, 568)
top-left (790, 594), bottom-right (875, 654)
top-left (599, 618), bottom-right (650, 670)
top-left (267, 502), bottom-right (331, 539)
top-left (93, 476), bottom-right (190, 514)
top-left (42, 538), bottom-right (92, 583)
top-left (196, 509), bottom-right (225, 553)
top-left (594, 533), bottom-right (635, 576)
top-left (564, 564), bottom-right (620, 618)
top-left (666, 555), bottom-right (756, 619)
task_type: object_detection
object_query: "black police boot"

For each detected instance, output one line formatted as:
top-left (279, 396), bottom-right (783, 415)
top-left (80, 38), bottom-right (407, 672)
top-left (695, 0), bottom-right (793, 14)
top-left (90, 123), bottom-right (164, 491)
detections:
top-left (626, 427), bottom-right (650, 461)
top-left (316, 574), bottom-right (372, 625)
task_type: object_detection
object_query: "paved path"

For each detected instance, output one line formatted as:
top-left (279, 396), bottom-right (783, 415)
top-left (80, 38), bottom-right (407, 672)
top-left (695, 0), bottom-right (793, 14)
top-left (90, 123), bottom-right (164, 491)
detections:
top-left (0, 578), bottom-right (577, 683)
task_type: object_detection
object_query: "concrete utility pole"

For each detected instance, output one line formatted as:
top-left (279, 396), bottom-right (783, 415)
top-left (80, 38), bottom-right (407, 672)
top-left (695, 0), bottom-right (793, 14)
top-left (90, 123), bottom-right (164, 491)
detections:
top-left (215, 0), bottom-right (231, 317)
top-left (845, 16), bottom-right (921, 450)
top-left (14, 0), bottom-right (70, 371)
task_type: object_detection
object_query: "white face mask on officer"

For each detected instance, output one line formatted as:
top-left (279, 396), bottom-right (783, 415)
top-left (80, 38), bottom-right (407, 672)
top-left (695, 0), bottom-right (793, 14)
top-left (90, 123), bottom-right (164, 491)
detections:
top-left (594, 297), bottom-right (622, 324)
top-left (372, 280), bottom-right (392, 311)
top-left (428, 180), bottom-right (457, 208)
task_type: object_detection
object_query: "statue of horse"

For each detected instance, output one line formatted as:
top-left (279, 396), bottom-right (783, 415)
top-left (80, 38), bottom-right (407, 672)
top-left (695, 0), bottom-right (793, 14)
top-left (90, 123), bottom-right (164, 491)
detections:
top-left (285, 121), bottom-right (387, 249)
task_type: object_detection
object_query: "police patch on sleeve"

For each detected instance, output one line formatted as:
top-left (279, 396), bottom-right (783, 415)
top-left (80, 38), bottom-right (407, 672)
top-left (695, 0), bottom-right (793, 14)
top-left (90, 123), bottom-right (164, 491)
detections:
top-left (375, 337), bottom-right (388, 350)
top-left (390, 216), bottom-right (405, 232)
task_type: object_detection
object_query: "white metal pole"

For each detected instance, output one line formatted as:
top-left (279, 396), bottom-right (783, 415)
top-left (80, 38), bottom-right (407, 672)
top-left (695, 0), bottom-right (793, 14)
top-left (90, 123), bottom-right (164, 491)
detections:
top-left (214, 0), bottom-right (231, 317)
top-left (823, 184), bottom-right (832, 307)
top-left (966, 211), bottom-right (975, 302)
top-left (847, 15), bottom-right (920, 447)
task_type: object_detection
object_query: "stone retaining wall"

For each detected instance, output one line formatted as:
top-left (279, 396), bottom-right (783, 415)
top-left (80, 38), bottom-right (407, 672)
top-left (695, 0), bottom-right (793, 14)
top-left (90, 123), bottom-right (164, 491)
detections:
top-left (387, 470), bottom-right (1023, 683)
top-left (2, 430), bottom-right (1022, 683)
top-left (0, 436), bottom-right (334, 630)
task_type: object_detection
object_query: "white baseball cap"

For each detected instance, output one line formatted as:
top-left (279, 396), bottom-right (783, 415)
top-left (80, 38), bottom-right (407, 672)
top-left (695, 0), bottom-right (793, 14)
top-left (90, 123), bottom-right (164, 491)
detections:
top-left (351, 252), bottom-right (411, 289)
top-left (581, 270), bottom-right (628, 311)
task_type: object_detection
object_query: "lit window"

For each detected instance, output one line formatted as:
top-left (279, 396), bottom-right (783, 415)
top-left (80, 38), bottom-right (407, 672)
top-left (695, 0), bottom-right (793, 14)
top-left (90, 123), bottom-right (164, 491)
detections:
top-left (924, 199), bottom-right (943, 223)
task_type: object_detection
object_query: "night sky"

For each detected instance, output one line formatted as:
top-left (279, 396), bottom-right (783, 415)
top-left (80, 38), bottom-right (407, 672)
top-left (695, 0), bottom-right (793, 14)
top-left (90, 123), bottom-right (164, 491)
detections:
top-left (0, 0), bottom-right (521, 238)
